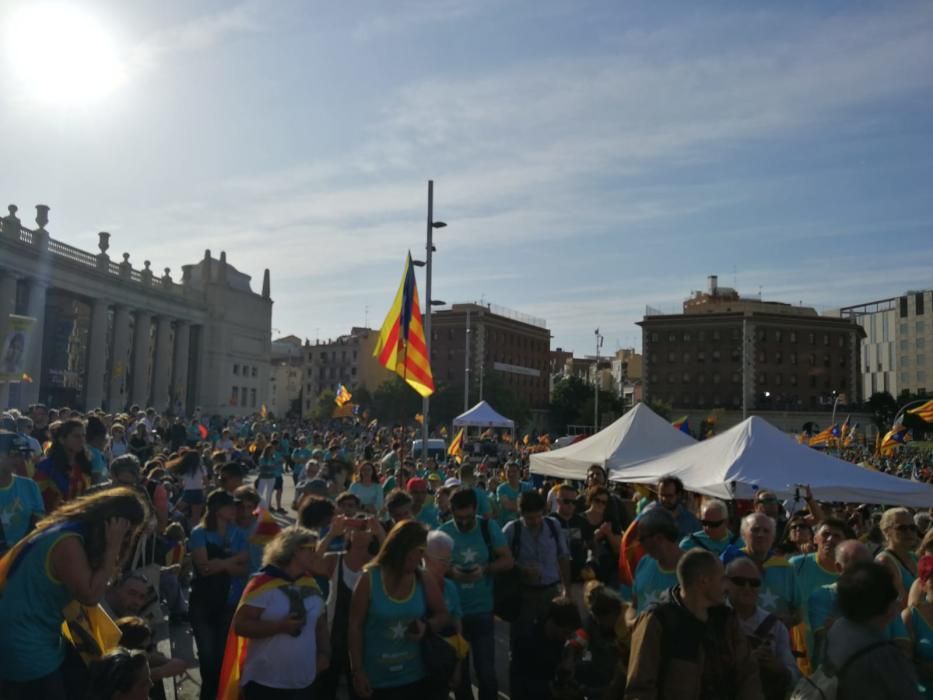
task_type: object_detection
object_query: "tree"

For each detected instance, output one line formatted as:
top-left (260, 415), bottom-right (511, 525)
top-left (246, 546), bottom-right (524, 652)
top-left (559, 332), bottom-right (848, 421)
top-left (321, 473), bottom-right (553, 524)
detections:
top-left (550, 376), bottom-right (592, 431)
top-left (313, 389), bottom-right (337, 421)
top-left (372, 376), bottom-right (423, 424)
top-left (867, 391), bottom-right (897, 429)
top-left (647, 398), bottom-right (673, 422)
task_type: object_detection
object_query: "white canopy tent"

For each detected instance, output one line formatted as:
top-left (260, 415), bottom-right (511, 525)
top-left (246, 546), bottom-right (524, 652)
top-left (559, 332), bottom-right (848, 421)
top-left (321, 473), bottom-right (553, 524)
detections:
top-left (609, 416), bottom-right (933, 508)
top-left (452, 401), bottom-right (515, 430)
top-left (529, 403), bottom-right (696, 480)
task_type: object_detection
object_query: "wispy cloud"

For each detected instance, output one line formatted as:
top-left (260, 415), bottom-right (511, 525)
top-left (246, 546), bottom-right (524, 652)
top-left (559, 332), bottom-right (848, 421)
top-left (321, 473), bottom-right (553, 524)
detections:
top-left (352, 0), bottom-right (484, 42)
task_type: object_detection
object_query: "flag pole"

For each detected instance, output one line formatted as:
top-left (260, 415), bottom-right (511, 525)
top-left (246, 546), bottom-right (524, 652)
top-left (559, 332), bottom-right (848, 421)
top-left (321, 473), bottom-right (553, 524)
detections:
top-left (421, 180), bottom-right (434, 460)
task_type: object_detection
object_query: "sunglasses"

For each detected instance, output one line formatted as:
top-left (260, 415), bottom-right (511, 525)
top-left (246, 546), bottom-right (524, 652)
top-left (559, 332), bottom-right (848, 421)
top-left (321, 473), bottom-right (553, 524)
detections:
top-left (701, 519), bottom-right (726, 528)
top-left (756, 498), bottom-right (778, 505)
top-left (728, 576), bottom-right (762, 589)
top-left (895, 524), bottom-right (920, 534)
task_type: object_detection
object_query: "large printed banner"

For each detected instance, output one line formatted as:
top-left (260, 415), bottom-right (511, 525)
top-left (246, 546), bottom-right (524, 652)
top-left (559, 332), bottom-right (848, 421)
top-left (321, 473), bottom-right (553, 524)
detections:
top-left (0, 314), bottom-right (36, 382)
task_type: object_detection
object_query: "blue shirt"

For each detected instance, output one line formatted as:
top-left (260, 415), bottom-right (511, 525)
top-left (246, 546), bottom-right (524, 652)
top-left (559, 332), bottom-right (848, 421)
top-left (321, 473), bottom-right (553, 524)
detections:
top-left (189, 524), bottom-right (249, 606)
top-left (350, 482), bottom-right (384, 512)
top-left (443, 578), bottom-right (463, 620)
top-left (363, 566), bottom-right (426, 688)
top-left (439, 517), bottom-right (506, 615)
top-left (503, 516), bottom-right (569, 588)
top-left (0, 524), bottom-right (82, 681)
top-left (496, 481), bottom-right (532, 526)
top-left (722, 547), bottom-right (797, 618)
top-left (0, 475), bottom-right (45, 553)
top-left (473, 487), bottom-right (493, 518)
top-left (414, 503), bottom-right (439, 529)
top-left (679, 530), bottom-right (741, 556)
top-left (87, 446), bottom-right (108, 481)
top-left (631, 555), bottom-right (678, 613)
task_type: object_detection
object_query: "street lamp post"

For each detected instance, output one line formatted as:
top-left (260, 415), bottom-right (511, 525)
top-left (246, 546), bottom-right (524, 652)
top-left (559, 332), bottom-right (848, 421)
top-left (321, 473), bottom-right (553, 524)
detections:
top-left (594, 328), bottom-right (603, 432)
top-left (464, 309), bottom-right (471, 411)
top-left (419, 180), bottom-right (446, 460)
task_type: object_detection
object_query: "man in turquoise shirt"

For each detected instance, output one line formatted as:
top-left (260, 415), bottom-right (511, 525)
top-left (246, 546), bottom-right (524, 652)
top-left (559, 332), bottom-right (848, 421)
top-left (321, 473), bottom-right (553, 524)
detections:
top-left (407, 478), bottom-right (438, 529)
top-left (0, 431), bottom-right (44, 553)
top-left (439, 487), bottom-right (513, 700)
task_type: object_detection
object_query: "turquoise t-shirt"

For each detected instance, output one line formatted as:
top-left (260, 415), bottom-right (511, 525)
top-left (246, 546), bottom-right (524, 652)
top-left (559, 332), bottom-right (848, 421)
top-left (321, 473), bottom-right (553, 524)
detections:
top-left (0, 475), bottom-right (45, 553)
top-left (291, 448), bottom-right (312, 481)
top-left (87, 446), bottom-right (107, 481)
top-left (350, 482), bottom-right (385, 512)
top-left (496, 481), bottom-right (531, 526)
top-left (189, 524), bottom-right (249, 606)
top-left (631, 555), bottom-right (678, 613)
top-left (414, 504), bottom-right (439, 529)
top-left (790, 553), bottom-right (838, 661)
top-left (679, 530), bottom-right (741, 556)
top-left (0, 524), bottom-right (82, 681)
top-left (473, 487), bottom-right (493, 518)
top-left (443, 578), bottom-right (463, 620)
top-left (363, 566), bottom-right (426, 688)
top-left (439, 517), bottom-right (506, 616)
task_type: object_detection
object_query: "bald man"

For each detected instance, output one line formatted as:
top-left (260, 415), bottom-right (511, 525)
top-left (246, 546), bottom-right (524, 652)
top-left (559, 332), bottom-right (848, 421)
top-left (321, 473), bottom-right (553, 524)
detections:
top-left (808, 540), bottom-right (910, 667)
top-left (680, 499), bottom-right (741, 555)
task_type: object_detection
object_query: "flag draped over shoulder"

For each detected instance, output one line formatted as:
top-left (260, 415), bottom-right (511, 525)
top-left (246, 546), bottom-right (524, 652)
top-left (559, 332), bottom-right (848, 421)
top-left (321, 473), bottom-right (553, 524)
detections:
top-left (908, 400), bottom-right (933, 424)
top-left (248, 508), bottom-right (281, 546)
top-left (217, 570), bottom-right (321, 700)
top-left (373, 253), bottom-right (435, 397)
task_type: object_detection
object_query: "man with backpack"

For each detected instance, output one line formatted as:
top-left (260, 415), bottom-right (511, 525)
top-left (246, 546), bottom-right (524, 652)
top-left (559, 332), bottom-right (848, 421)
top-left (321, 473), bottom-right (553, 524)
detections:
top-left (815, 561), bottom-right (922, 699)
top-left (626, 549), bottom-right (762, 700)
top-left (439, 487), bottom-right (514, 700)
top-left (503, 490), bottom-right (572, 643)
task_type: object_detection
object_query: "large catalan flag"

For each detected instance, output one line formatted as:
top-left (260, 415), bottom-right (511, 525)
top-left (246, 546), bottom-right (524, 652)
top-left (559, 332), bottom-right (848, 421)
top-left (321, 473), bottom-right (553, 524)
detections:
top-left (880, 424), bottom-right (910, 456)
top-left (373, 253), bottom-right (435, 397)
top-left (448, 428), bottom-right (464, 460)
top-left (908, 400), bottom-right (933, 424)
top-left (808, 424), bottom-right (837, 448)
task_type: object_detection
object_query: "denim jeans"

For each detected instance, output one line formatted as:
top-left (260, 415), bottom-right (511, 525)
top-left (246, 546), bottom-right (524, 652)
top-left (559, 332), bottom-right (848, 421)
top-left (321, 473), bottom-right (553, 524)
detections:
top-left (456, 612), bottom-right (497, 700)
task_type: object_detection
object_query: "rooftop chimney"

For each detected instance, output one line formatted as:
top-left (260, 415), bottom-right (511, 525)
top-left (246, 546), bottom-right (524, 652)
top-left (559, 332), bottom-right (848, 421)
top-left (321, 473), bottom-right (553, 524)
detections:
top-left (262, 269), bottom-right (271, 299)
top-left (708, 275), bottom-right (719, 295)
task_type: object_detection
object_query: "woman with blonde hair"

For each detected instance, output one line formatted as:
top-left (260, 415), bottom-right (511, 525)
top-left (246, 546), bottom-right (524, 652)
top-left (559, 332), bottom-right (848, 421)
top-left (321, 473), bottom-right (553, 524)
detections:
top-left (348, 520), bottom-right (447, 700)
top-left (220, 526), bottom-right (330, 699)
top-left (877, 506), bottom-right (920, 607)
top-left (0, 487), bottom-right (149, 699)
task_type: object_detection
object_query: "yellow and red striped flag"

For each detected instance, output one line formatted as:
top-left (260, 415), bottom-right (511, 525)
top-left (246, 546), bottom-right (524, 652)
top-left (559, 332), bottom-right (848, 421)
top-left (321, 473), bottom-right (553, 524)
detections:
top-left (908, 400), bottom-right (933, 424)
top-left (373, 253), bottom-right (435, 397)
top-left (448, 428), bottom-right (464, 458)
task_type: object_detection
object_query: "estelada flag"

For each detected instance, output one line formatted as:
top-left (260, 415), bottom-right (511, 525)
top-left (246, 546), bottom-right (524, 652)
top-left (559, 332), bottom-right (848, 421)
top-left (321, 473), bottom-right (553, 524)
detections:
top-left (448, 428), bottom-right (464, 458)
top-left (671, 416), bottom-right (689, 434)
top-left (335, 385), bottom-right (352, 407)
top-left (373, 252), bottom-right (434, 397)
top-left (249, 507), bottom-right (281, 546)
top-left (217, 570), bottom-right (321, 699)
top-left (618, 518), bottom-right (645, 587)
top-left (908, 400), bottom-right (933, 423)
top-left (198, 423), bottom-right (209, 441)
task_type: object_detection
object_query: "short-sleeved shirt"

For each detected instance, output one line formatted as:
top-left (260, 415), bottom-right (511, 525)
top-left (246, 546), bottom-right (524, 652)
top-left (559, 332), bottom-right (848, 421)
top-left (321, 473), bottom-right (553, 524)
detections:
top-left (679, 530), bottom-right (741, 556)
top-left (414, 504), bottom-right (439, 529)
top-left (790, 553), bottom-right (839, 660)
top-left (496, 481), bottom-right (532, 526)
top-left (473, 487), bottom-right (493, 518)
top-left (554, 512), bottom-right (589, 581)
top-left (349, 482), bottom-right (384, 512)
top-left (189, 524), bottom-right (249, 606)
top-left (439, 517), bottom-right (506, 615)
top-left (240, 583), bottom-right (325, 690)
top-left (631, 555), bottom-right (678, 613)
top-left (0, 475), bottom-right (45, 553)
top-left (504, 516), bottom-right (570, 588)
top-left (442, 578), bottom-right (463, 620)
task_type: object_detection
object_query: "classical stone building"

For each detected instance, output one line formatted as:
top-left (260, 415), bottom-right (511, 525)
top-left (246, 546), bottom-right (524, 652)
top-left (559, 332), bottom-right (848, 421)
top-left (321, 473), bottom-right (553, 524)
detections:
top-left (0, 203), bottom-right (272, 416)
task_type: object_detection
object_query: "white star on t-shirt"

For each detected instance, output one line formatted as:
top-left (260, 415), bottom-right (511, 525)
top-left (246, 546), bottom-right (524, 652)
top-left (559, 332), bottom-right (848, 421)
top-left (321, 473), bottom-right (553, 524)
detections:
top-left (389, 622), bottom-right (407, 640)
top-left (643, 590), bottom-right (661, 608)
top-left (759, 588), bottom-right (779, 611)
top-left (461, 547), bottom-right (478, 564)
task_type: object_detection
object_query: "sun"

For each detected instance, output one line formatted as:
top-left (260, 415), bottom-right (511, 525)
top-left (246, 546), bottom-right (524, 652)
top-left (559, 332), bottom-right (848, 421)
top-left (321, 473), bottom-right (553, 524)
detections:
top-left (5, 4), bottom-right (126, 106)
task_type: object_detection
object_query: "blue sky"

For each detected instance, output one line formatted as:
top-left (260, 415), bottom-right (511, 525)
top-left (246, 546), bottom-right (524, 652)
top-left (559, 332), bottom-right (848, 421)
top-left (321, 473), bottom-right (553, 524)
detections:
top-left (2, 1), bottom-right (932, 355)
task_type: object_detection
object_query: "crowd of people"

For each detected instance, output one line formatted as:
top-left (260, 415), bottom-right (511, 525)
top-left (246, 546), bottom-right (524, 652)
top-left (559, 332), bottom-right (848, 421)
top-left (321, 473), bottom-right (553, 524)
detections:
top-left (1, 402), bottom-right (933, 699)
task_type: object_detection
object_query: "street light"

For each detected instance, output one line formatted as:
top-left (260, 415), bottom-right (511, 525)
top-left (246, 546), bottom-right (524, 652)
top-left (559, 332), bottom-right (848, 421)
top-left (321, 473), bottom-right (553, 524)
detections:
top-left (421, 181), bottom-right (446, 460)
top-left (594, 328), bottom-right (604, 432)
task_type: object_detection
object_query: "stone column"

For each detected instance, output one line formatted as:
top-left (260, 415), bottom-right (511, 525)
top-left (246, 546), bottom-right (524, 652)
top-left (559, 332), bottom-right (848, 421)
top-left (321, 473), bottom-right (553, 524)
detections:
top-left (108, 305), bottom-right (132, 411)
top-left (131, 310), bottom-right (152, 407)
top-left (84, 299), bottom-right (109, 410)
top-left (151, 316), bottom-right (173, 412)
top-left (0, 269), bottom-right (18, 408)
top-left (172, 321), bottom-right (190, 416)
top-left (21, 278), bottom-right (47, 407)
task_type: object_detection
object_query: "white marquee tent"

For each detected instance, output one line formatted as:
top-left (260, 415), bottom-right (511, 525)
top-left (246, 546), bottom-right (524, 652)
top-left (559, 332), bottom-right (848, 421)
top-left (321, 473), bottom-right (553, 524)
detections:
top-left (529, 403), bottom-right (696, 480)
top-left (452, 401), bottom-right (515, 430)
top-left (609, 416), bottom-right (933, 507)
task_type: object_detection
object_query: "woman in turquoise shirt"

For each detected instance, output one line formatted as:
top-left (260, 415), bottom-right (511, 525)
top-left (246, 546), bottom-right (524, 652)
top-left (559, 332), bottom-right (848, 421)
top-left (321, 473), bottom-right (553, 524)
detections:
top-left (348, 521), bottom-right (447, 700)
top-left (0, 487), bottom-right (149, 699)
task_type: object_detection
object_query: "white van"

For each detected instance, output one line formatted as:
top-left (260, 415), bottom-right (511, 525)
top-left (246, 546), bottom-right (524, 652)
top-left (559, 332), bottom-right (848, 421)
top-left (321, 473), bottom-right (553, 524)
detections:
top-left (411, 438), bottom-right (448, 463)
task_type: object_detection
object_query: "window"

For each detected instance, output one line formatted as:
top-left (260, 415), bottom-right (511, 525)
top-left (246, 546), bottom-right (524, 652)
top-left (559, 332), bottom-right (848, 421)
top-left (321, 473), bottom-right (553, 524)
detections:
top-left (668, 374), bottom-right (676, 384)
top-left (233, 364), bottom-right (240, 375)
top-left (774, 374), bottom-right (783, 386)
top-left (341, 351), bottom-right (347, 361)
top-left (809, 333), bottom-right (815, 345)
top-left (758, 351), bottom-right (767, 363)
top-left (697, 351), bottom-right (705, 363)
top-left (900, 296), bottom-right (908, 318)
top-left (353, 351), bottom-right (358, 361)
top-left (713, 373), bottom-right (721, 385)
top-left (758, 329), bottom-right (767, 342)
top-left (758, 373), bottom-right (767, 385)
top-left (351, 367), bottom-right (357, 376)
top-left (917, 292), bottom-right (925, 316)
top-left (712, 330), bottom-right (721, 341)
top-left (789, 331), bottom-right (797, 343)
top-left (823, 334), bottom-right (829, 346)
top-left (252, 367), bottom-right (257, 378)
top-left (809, 376), bottom-right (816, 388)
top-left (668, 352), bottom-right (676, 363)
top-left (650, 332), bottom-right (659, 343)
top-left (712, 350), bottom-right (721, 362)
top-left (682, 372), bottom-right (691, 383)
top-left (823, 355), bottom-right (831, 368)
top-left (697, 374), bottom-right (706, 384)
top-left (790, 352), bottom-right (797, 365)
top-left (251, 388), bottom-right (257, 408)
top-left (668, 333), bottom-right (677, 342)
top-left (730, 349), bottom-right (740, 362)
top-left (732, 329), bottom-right (740, 340)
top-left (775, 351), bottom-right (783, 364)
top-left (808, 353), bottom-right (816, 367)
top-left (683, 332), bottom-right (691, 342)
top-left (775, 330), bottom-right (782, 343)
top-left (731, 372), bottom-right (740, 383)
top-left (240, 387), bottom-right (247, 407)
top-left (838, 336), bottom-right (844, 348)
top-left (901, 355), bottom-right (910, 367)
top-left (790, 375), bottom-right (798, 387)
top-left (698, 331), bottom-right (706, 342)
top-left (918, 321), bottom-right (926, 334)
top-left (231, 386), bottom-right (239, 403)
top-left (918, 337), bottom-right (926, 350)
top-left (901, 339), bottom-right (909, 351)
top-left (683, 352), bottom-right (691, 363)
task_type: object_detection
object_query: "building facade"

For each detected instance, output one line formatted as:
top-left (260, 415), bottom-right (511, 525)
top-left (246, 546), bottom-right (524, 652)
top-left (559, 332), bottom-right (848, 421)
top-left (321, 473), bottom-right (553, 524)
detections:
top-left (838, 289), bottom-right (933, 398)
top-left (269, 336), bottom-right (304, 418)
top-left (0, 203), bottom-right (272, 417)
top-left (300, 327), bottom-right (394, 416)
top-left (640, 276), bottom-right (864, 412)
top-left (429, 302), bottom-right (551, 410)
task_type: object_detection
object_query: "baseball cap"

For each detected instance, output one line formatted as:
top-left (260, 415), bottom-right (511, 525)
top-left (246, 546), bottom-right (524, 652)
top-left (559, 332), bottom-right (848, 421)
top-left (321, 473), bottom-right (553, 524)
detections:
top-left (444, 477), bottom-right (462, 488)
top-left (406, 477), bottom-right (428, 492)
top-left (0, 431), bottom-right (30, 456)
